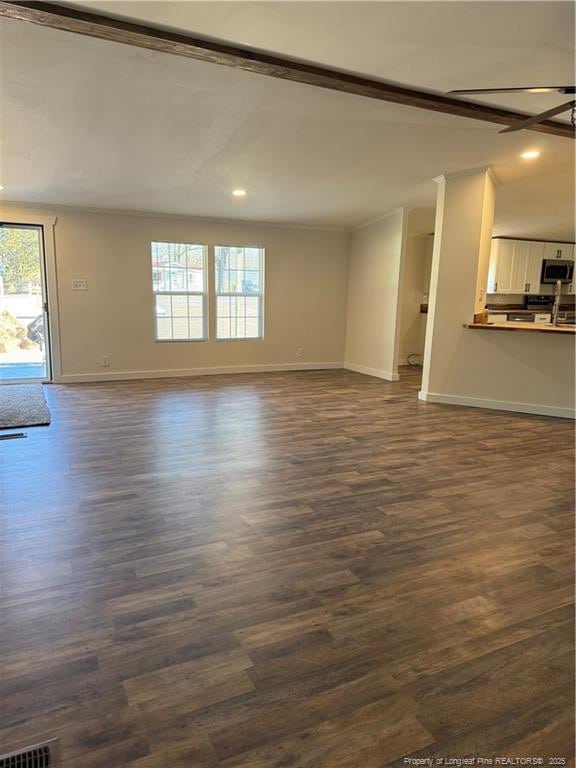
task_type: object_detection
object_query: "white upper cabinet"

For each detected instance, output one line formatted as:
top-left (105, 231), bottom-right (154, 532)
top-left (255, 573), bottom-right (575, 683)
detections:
top-left (514, 241), bottom-right (545, 294)
top-left (488, 238), bottom-right (572, 294)
top-left (543, 242), bottom-right (574, 260)
top-left (488, 239), bottom-right (515, 293)
top-left (497, 240), bottom-right (515, 293)
top-left (486, 240), bottom-right (499, 293)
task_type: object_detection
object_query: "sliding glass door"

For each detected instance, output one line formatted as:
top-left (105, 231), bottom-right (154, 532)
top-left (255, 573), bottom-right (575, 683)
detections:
top-left (0, 224), bottom-right (51, 382)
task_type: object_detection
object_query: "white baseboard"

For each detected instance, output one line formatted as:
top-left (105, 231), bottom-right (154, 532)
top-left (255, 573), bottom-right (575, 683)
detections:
top-left (344, 363), bottom-right (399, 382)
top-left (56, 361), bottom-right (344, 384)
top-left (418, 390), bottom-right (575, 420)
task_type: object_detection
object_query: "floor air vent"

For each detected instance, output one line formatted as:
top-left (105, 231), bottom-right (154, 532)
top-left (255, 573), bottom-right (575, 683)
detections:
top-left (0, 740), bottom-right (59, 768)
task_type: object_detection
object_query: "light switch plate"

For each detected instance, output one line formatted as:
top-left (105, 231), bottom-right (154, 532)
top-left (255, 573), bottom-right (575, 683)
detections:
top-left (72, 279), bottom-right (88, 291)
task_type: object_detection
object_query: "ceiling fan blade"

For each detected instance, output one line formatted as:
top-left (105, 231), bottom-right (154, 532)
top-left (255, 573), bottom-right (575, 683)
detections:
top-left (499, 100), bottom-right (575, 133)
top-left (448, 86), bottom-right (569, 95)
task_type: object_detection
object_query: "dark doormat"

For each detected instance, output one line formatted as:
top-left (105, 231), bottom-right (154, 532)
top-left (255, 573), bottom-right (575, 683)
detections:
top-left (0, 384), bottom-right (51, 430)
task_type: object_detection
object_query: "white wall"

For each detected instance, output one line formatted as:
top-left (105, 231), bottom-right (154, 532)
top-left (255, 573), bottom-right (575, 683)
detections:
top-left (1, 203), bottom-right (350, 381)
top-left (424, 330), bottom-right (575, 417)
top-left (421, 169), bottom-right (575, 419)
top-left (3, 194), bottom-right (573, 418)
top-left (344, 209), bottom-right (407, 380)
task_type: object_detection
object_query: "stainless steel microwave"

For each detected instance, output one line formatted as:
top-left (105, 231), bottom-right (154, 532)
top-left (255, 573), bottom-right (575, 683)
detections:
top-left (541, 259), bottom-right (574, 284)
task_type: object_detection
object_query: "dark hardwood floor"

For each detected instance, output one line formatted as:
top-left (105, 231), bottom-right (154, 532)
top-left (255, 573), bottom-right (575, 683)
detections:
top-left (0, 367), bottom-right (574, 766)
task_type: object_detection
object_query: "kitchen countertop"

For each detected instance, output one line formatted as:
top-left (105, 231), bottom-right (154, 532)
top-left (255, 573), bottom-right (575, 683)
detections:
top-left (487, 309), bottom-right (543, 315)
top-left (486, 304), bottom-right (574, 314)
top-left (464, 321), bottom-right (575, 334)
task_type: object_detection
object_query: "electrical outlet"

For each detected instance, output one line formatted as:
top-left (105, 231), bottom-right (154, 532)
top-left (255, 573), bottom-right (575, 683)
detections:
top-left (101, 355), bottom-right (110, 368)
top-left (72, 279), bottom-right (88, 291)
top-left (296, 347), bottom-right (304, 359)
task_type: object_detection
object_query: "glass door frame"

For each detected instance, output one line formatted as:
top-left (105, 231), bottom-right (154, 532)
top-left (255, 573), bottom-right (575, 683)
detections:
top-left (0, 217), bottom-right (58, 384)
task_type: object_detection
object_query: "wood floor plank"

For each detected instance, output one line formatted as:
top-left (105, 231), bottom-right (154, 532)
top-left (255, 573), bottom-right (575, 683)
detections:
top-left (0, 367), bottom-right (573, 765)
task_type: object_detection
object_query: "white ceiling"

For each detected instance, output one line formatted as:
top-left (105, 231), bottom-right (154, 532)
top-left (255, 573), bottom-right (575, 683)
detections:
top-left (0, 1), bottom-right (574, 234)
top-left (72, 0), bottom-right (576, 118)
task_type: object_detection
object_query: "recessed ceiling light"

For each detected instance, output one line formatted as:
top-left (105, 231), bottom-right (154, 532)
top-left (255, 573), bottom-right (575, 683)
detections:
top-left (527, 88), bottom-right (555, 93)
top-left (232, 189), bottom-right (247, 197)
top-left (0, 185), bottom-right (4, 190)
top-left (521, 150), bottom-right (540, 159)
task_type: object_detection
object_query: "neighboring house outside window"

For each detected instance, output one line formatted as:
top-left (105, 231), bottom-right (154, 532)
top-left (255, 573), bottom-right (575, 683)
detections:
top-left (151, 241), bottom-right (207, 341)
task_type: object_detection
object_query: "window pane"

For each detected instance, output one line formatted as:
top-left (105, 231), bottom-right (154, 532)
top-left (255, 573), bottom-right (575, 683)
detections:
top-left (153, 268), bottom-right (169, 293)
top-left (156, 295), bottom-right (172, 317)
top-left (219, 273), bottom-right (229, 293)
top-left (172, 295), bottom-right (188, 317)
top-left (151, 241), bottom-right (206, 341)
top-left (245, 252), bottom-right (260, 270)
top-left (186, 246), bottom-right (204, 270)
top-left (217, 318), bottom-right (231, 339)
top-left (215, 246), bottom-right (264, 339)
top-left (173, 318), bottom-right (189, 339)
top-left (151, 241), bottom-right (169, 267)
top-left (189, 296), bottom-right (204, 317)
top-left (170, 266), bottom-right (187, 292)
top-left (217, 296), bottom-right (230, 318)
top-left (231, 297), bottom-right (245, 316)
top-left (246, 317), bottom-right (259, 337)
top-left (246, 297), bottom-right (259, 317)
top-left (189, 318), bottom-right (204, 338)
top-left (227, 271), bottom-right (241, 293)
top-left (244, 271), bottom-right (260, 293)
top-left (156, 318), bottom-right (172, 340)
top-left (187, 269), bottom-right (203, 292)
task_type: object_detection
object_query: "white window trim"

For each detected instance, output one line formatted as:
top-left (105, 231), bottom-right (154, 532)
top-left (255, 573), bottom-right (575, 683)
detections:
top-left (151, 241), bottom-right (208, 343)
top-left (214, 244), bottom-right (265, 341)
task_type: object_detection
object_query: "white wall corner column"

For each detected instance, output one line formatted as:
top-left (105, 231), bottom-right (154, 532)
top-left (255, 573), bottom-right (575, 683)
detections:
top-left (420, 167), bottom-right (497, 400)
top-left (419, 167), bottom-right (575, 419)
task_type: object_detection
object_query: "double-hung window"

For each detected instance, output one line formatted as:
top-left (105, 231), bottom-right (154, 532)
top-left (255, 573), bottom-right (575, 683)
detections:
top-left (151, 241), bottom-right (207, 341)
top-left (215, 245), bottom-right (265, 340)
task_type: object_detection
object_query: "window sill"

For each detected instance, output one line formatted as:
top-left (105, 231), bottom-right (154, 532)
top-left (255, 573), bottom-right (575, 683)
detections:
top-left (215, 337), bottom-right (264, 342)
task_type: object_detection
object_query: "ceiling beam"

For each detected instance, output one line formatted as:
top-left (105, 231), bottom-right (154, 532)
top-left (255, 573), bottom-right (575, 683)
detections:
top-left (0, 0), bottom-right (573, 140)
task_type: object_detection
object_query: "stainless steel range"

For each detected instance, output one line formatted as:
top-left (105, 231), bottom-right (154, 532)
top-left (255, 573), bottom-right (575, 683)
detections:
top-left (523, 294), bottom-right (575, 324)
top-left (525, 295), bottom-right (553, 312)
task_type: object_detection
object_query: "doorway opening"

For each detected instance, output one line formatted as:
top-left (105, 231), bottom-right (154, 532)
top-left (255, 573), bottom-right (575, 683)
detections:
top-left (0, 223), bottom-right (52, 382)
top-left (397, 231), bottom-right (434, 381)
